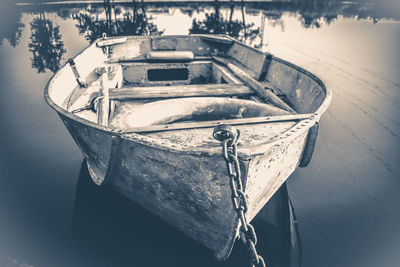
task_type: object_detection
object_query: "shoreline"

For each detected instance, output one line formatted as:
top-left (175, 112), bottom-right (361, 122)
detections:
top-left (15, 0), bottom-right (278, 6)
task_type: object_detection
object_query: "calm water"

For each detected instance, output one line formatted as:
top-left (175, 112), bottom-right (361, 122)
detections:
top-left (0, 1), bottom-right (399, 267)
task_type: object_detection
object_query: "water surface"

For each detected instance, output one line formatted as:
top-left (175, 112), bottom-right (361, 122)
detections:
top-left (0, 1), bottom-right (399, 266)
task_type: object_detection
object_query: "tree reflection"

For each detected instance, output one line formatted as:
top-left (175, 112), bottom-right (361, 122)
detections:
top-left (75, 0), bottom-right (163, 43)
top-left (297, 0), bottom-right (340, 28)
top-left (189, 1), bottom-right (260, 46)
top-left (28, 12), bottom-right (66, 73)
top-left (0, 3), bottom-right (25, 47)
top-left (253, 0), bottom-right (367, 29)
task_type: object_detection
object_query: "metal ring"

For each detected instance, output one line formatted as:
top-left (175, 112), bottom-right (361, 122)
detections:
top-left (213, 124), bottom-right (239, 144)
top-left (67, 58), bottom-right (75, 66)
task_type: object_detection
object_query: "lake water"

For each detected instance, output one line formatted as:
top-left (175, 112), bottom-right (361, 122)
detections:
top-left (0, 1), bottom-right (399, 267)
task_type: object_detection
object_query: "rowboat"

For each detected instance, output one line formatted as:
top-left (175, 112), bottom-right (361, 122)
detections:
top-left (44, 34), bottom-right (331, 261)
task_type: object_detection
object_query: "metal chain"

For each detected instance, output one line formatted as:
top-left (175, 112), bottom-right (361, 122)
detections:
top-left (213, 125), bottom-right (266, 267)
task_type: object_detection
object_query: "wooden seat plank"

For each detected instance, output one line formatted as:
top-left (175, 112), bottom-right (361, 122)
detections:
top-left (107, 83), bottom-right (254, 100)
top-left (120, 113), bottom-right (314, 133)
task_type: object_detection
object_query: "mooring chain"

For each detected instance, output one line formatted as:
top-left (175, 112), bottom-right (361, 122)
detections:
top-left (213, 125), bottom-right (266, 267)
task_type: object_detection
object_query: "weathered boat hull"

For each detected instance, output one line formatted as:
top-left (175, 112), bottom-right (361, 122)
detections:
top-left (45, 35), bottom-right (331, 260)
top-left (58, 110), bottom-right (311, 260)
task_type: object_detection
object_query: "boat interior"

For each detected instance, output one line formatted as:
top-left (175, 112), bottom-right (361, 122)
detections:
top-left (46, 35), bottom-right (329, 148)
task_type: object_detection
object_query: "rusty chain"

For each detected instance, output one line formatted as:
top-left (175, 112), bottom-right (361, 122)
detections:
top-left (213, 124), bottom-right (266, 267)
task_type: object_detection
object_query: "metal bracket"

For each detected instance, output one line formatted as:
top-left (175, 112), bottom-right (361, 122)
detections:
top-left (68, 58), bottom-right (87, 88)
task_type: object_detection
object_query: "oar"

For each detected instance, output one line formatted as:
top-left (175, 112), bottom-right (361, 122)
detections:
top-left (212, 56), bottom-right (297, 114)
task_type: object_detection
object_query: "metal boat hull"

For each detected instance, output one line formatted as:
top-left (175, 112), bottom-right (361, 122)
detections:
top-left (59, 110), bottom-right (310, 260)
top-left (45, 34), bottom-right (331, 260)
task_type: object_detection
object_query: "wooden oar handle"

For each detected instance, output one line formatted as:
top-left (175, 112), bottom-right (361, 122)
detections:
top-left (212, 56), bottom-right (297, 114)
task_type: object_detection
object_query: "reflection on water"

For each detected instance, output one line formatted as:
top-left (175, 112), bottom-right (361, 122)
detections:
top-left (29, 12), bottom-right (66, 73)
top-left (2, 0), bottom-right (397, 74)
top-left (189, 1), bottom-right (261, 47)
top-left (0, 3), bottom-right (25, 47)
top-left (72, 0), bottom-right (260, 45)
top-left (74, 0), bottom-right (163, 43)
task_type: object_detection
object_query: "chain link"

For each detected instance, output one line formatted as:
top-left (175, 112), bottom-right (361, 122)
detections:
top-left (213, 125), bottom-right (266, 267)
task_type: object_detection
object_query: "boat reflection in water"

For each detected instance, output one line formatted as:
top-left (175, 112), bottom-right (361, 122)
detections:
top-left (73, 160), bottom-right (300, 267)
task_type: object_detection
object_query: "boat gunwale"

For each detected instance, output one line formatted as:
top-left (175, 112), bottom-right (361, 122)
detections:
top-left (43, 34), bottom-right (332, 158)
